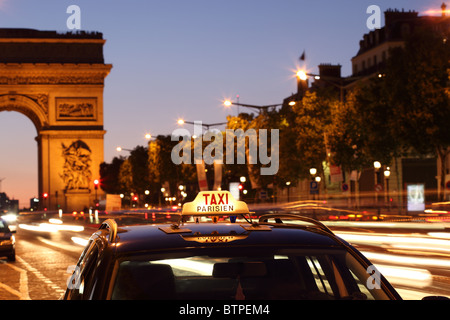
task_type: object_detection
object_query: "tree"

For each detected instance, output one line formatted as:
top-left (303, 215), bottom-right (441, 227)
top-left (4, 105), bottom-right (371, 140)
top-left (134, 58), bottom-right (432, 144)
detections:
top-left (292, 91), bottom-right (334, 179)
top-left (352, 77), bottom-right (401, 166)
top-left (327, 89), bottom-right (369, 172)
top-left (118, 158), bottom-right (133, 193)
top-left (148, 135), bottom-right (193, 201)
top-left (129, 145), bottom-right (150, 195)
top-left (385, 27), bottom-right (450, 200)
top-left (99, 156), bottom-right (125, 194)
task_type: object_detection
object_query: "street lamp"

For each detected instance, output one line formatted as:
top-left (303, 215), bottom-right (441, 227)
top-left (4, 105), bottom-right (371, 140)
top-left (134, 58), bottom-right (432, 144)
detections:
top-left (373, 161), bottom-right (382, 208)
top-left (177, 119), bottom-right (227, 130)
top-left (384, 168), bottom-right (391, 210)
top-left (296, 70), bottom-right (308, 81)
top-left (116, 146), bottom-right (132, 152)
top-left (286, 181), bottom-right (291, 202)
top-left (223, 100), bottom-right (282, 113)
top-left (373, 161), bottom-right (381, 170)
top-left (296, 69), bottom-right (362, 104)
top-left (93, 179), bottom-right (99, 208)
top-left (309, 168), bottom-right (319, 200)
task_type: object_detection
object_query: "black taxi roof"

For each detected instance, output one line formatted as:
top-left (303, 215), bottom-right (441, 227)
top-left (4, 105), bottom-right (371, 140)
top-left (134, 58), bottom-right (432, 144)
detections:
top-left (101, 221), bottom-right (342, 254)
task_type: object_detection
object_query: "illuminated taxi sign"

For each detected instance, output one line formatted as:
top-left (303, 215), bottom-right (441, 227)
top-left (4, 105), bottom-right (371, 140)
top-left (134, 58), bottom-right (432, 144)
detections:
top-left (182, 191), bottom-right (250, 216)
top-left (182, 232), bottom-right (249, 243)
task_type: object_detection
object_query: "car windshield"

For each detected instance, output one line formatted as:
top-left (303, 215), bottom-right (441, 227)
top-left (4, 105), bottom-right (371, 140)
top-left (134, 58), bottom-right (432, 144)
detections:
top-left (0, 220), bottom-right (10, 233)
top-left (111, 247), bottom-right (390, 300)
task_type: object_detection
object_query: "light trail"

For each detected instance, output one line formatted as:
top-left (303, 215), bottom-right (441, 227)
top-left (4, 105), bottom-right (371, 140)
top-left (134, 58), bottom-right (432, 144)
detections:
top-left (335, 231), bottom-right (450, 255)
top-left (18, 219), bottom-right (84, 233)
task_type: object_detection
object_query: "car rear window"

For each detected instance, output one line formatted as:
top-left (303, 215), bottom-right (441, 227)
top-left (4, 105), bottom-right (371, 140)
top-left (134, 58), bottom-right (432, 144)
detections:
top-left (0, 220), bottom-right (9, 233)
top-left (110, 248), bottom-right (390, 300)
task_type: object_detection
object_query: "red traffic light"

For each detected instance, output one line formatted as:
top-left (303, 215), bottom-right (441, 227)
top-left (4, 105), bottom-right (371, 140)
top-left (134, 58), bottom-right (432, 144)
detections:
top-left (43, 192), bottom-right (48, 198)
top-left (133, 196), bottom-right (138, 201)
top-left (94, 179), bottom-right (99, 185)
top-left (238, 184), bottom-right (244, 190)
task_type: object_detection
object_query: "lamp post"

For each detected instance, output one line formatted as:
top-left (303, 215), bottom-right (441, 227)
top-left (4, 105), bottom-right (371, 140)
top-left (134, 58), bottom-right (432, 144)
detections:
top-left (160, 187), bottom-right (165, 207)
top-left (223, 100), bottom-right (282, 114)
top-left (384, 168), bottom-right (391, 211)
top-left (296, 69), bottom-right (363, 104)
top-left (310, 168), bottom-right (318, 200)
top-left (116, 146), bottom-right (132, 152)
top-left (373, 161), bottom-right (381, 209)
top-left (286, 181), bottom-right (291, 202)
top-left (177, 119), bottom-right (227, 130)
top-left (93, 179), bottom-right (99, 208)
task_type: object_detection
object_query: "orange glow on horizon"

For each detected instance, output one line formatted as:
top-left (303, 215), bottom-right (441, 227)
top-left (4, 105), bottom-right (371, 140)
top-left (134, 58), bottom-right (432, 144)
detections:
top-left (424, 8), bottom-right (450, 16)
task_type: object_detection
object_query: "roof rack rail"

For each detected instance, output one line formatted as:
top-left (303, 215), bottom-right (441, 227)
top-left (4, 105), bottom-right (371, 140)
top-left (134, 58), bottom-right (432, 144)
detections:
top-left (258, 213), bottom-right (334, 234)
top-left (99, 219), bottom-right (118, 242)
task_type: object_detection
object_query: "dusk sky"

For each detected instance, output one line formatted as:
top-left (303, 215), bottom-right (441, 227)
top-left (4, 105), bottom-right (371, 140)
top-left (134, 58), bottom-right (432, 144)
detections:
top-left (0, 0), bottom-right (443, 208)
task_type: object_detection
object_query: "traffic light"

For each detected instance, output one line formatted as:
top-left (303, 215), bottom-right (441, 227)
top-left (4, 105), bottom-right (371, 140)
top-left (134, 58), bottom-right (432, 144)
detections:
top-left (132, 195), bottom-right (139, 208)
top-left (42, 192), bottom-right (49, 211)
top-left (94, 179), bottom-right (99, 190)
top-left (238, 184), bottom-right (244, 191)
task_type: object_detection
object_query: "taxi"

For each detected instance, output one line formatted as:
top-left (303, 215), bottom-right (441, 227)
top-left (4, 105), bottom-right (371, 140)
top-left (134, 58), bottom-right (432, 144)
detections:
top-left (62, 191), bottom-right (402, 300)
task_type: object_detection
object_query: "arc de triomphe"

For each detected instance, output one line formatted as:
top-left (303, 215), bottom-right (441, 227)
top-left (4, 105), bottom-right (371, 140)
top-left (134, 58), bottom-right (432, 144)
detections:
top-left (0, 28), bottom-right (112, 211)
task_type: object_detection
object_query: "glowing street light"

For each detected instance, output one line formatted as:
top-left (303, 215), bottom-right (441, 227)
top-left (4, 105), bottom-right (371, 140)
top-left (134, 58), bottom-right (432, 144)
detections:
top-left (373, 161), bottom-right (382, 170)
top-left (223, 100), bottom-right (282, 112)
top-left (373, 161), bottom-right (382, 207)
top-left (177, 119), bottom-right (226, 130)
top-left (296, 70), bottom-right (308, 81)
top-left (384, 168), bottom-right (391, 210)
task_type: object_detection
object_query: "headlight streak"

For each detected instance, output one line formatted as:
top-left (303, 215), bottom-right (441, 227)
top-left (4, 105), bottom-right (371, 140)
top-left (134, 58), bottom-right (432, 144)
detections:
top-left (335, 229), bottom-right (450, 297)
top-left (1, 213), bottom-right (17, 223)
top-left (335, 232), bottom-right (450, 255)
top-left (71, 237), bottom-right (89, 247)
top-left (375, 264), bottom-right (432, 288)
top-left (19, 221), bottom-right (84, 233)
top-left (325, 221), bottom-right (450, 230)
top-left (361, 251), bottom-right (450, 269)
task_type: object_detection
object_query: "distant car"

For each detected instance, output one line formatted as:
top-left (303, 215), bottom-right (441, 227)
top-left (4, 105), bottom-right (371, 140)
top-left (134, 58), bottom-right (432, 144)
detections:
top-left (0, 217), bottom-right (16, 262)
top-left (62, 191), bottom-right (402, 300)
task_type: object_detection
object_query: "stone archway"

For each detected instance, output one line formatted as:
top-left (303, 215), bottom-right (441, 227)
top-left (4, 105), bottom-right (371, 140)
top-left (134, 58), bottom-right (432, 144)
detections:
top-left (0, 28), bottom-right (112, 211)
